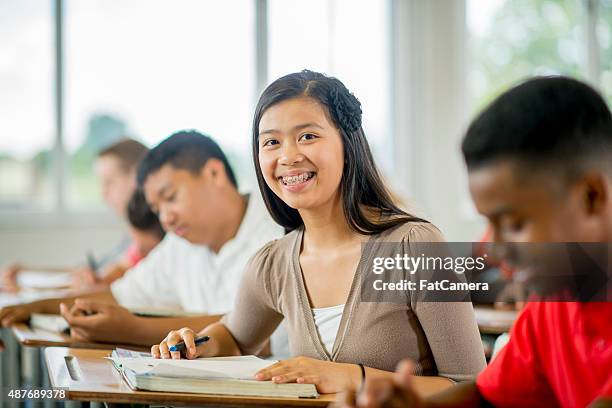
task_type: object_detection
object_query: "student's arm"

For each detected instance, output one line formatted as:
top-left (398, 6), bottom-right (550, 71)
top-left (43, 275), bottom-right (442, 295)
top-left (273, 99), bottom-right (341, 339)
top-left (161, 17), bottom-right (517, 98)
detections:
top-left (98, 260), bottom-right (131, 285)
top-left (70, 266), bottom-right (98, 288)
top-left (337, 361), bottom-right (489, 408)
top-left (360, 368), bottom-right (454, 399)
top-left (153, 242), bottom-right (283, 358)
top-left (60, 299), bottom-right (221, 345)
top-left (0, 288), bottom-right (115, 327)
top-left (426, 382), bottom-right (492, 408)
top-left (1, 263), bottom-right (24, 291)
top-left (407, 225), bottom-right (487, 383)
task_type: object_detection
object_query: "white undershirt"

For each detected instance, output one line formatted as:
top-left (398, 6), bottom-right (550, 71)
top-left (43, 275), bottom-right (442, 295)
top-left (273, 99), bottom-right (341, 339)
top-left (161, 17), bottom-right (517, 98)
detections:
top-left (312, 304), bottom-right (345, 355)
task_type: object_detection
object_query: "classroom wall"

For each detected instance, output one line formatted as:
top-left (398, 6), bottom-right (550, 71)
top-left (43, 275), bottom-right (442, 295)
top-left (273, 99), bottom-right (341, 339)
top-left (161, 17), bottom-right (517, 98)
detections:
top-left (0, 215), bottom-right (124, 268)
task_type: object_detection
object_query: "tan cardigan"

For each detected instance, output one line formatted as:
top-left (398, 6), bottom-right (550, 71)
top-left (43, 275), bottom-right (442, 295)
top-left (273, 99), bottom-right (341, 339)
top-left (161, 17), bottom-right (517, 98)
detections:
top-left (222, 222), bottom-right (486, 382)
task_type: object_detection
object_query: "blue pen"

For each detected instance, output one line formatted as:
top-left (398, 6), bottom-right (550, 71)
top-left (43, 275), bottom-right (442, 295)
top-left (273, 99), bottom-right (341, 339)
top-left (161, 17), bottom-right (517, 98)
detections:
top-left (86, 251), bottom-right (98, 274)
top-left (169, 335), bottom-right (210, 352)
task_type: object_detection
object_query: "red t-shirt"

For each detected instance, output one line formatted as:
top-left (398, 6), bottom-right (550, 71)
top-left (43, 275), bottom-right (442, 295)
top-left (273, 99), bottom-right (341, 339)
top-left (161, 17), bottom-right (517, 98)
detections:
top-left (477, 301), bottom-right (612, 407)
top-left (124, 242), bottom-right (144, 267)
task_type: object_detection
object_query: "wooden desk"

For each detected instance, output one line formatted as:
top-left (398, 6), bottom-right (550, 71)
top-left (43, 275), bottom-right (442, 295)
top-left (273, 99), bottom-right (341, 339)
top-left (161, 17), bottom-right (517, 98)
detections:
top-left (474, 305), bottom-right (518, 335)
top-left (11, 323), bottom-right (148, 350)
top-left (11, 323), bottom-right (149, 408)
top-left (0, 288), bottom-right (71, 307)
top-left (45, 347), bottom-right (335, 407)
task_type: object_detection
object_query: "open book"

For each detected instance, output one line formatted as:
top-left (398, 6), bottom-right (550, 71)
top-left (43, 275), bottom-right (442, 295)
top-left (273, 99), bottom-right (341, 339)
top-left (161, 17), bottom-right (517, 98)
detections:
top-left (108, 351), bottom-right (318, 399)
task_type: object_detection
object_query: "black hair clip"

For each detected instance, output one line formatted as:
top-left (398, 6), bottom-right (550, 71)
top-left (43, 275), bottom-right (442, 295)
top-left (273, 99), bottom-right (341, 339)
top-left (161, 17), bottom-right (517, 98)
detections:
top-left (329, 86), bottom-right (363, 133)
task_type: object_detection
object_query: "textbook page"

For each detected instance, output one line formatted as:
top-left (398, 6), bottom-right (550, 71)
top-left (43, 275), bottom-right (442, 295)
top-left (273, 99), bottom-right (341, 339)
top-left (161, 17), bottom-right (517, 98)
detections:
top-left (109, 355), bottom-right (275, 380)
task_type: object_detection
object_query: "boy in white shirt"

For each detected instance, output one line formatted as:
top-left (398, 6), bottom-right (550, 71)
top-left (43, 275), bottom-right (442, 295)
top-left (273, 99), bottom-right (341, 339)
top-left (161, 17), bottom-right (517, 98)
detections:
top-left (0, 131), bottom-right (284, 347)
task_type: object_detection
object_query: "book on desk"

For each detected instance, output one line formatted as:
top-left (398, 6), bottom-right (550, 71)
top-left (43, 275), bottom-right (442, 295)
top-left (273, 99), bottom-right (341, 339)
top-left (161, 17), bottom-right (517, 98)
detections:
top-left (28, 307), bottom-right (205, 334)
top-left (30, 313), bottom-right (70, 333)
top-left (16, 269), bottom-right (72, 290)
top-left (108, 351), bottom-right (319, 399)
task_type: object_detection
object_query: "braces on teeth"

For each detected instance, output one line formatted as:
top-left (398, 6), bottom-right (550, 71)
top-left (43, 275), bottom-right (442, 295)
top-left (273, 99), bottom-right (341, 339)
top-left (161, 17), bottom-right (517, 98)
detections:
top-left (282, 173), bottom-right (313, 185)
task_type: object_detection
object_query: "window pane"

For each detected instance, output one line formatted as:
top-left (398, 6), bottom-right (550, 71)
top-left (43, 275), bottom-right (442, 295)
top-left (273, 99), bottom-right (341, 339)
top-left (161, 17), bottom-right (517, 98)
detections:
top-left (0, 0), bottom-right (54, 210)
top-left (601, 0), bottom-right (612, 106)
top-left (468, 0), bottom-right (583, 112)
top-left (267, 0), bottom-right (392, 175)
top-left (65, 0), bottom-right (255, 208)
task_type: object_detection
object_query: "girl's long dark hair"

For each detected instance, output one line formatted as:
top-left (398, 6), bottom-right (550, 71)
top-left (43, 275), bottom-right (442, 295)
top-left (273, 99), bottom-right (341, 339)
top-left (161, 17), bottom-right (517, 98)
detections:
top-left (252, 70), bottom-right (426, 234)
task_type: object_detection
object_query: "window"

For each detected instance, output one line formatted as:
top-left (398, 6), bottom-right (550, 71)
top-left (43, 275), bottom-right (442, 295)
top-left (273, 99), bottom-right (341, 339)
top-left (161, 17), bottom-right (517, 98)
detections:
top-left (267, 0), bottom-right (392, 175)
top-left (468, 0), bottom-right (583, 112)
top-left (3, 0), bottom-right (609, 217)
top-left (0, 0), bottom-right (54, 210)
top-left (64, 0), bottom-right (255, 207)
top-left (601, 0), bottom-right (612, 105)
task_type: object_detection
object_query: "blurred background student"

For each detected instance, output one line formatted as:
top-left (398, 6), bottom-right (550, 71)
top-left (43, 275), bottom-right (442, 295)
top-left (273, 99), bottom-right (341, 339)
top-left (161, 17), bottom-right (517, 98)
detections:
top-left (1, 138), bottom-right (152, 290)
top-left (77, 188), bottom-right (165, 288)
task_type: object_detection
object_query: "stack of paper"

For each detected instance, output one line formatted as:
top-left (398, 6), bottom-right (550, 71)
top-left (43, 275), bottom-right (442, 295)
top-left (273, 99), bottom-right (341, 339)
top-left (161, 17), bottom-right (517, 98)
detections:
top-left (30, 313), bottom-right (70, 333)
top-left (17, 270), bottom-right (72, 290)
top-left (108, 354), bottom-right (318, 399)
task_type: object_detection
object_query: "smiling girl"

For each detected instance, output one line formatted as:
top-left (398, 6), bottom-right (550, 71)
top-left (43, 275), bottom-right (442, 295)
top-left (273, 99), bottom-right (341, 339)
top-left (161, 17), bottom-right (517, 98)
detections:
top-left (152, 71), bottom-right (486, 395)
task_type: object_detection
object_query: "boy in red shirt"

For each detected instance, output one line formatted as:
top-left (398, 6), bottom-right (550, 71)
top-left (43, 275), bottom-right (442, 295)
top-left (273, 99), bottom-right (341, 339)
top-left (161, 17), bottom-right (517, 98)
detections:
top-left (339, 77), bottom-right (612, 407)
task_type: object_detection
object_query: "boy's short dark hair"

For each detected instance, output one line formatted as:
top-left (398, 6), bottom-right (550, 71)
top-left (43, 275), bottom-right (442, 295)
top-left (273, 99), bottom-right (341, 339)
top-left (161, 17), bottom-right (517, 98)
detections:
top-left (137, 130), bottom-right (238, 188)
top-left (127, 189), bottom-right (165, 238)
top-left (462, 76), bottom-right (612, 178)
top-left (97, 139), bottom-right (149, 172)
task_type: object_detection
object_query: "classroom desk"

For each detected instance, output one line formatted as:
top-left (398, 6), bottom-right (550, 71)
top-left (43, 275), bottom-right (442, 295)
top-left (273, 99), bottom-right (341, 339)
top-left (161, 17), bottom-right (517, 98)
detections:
top-left (0, 288), bottom-right (68, 407)
top-left (474, 305), bottom-right (519, 335)
top-left (45, 347), bottom-right (336, 407)
top-left (11, 323), bottom-right (149, 350)
top-left (10, 324), bottom-right (150, 408)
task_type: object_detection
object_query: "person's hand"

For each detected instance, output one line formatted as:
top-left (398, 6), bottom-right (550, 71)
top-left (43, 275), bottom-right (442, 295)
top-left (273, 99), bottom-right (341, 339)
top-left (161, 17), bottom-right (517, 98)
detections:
top-left (70, 266), bottom-right (97, 290)
top-left (335, 360), bottom-right (423, 408)
top-left (152, 327), bottom-right (202, 360)
top-left (1, 263), bottom-right (23, 292)
top-left (0, 303), bottom-right (38, 327)
top-left (59, 299), bottom-right (136, 343)
top-left (254, 356), bottom-right (361, 394)
top-left (98, 262), bottom-right (129, 285)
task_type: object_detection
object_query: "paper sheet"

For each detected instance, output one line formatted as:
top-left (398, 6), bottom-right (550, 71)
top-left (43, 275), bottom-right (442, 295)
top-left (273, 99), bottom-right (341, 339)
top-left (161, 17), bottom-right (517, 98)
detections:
top-left (109, 355), bottom-right (275, 380)
top-left (16, 270), bottom-right (72, 289)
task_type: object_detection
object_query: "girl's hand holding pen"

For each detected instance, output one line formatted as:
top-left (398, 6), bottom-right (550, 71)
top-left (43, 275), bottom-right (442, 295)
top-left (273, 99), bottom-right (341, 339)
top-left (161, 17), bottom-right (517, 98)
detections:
top-left (152, 327), bottom-right (206, 360)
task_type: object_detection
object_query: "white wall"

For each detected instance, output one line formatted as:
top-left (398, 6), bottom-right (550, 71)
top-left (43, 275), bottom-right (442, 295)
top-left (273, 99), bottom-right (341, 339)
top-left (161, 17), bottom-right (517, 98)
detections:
top-left (0, 214), bottom-right (124, 268)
